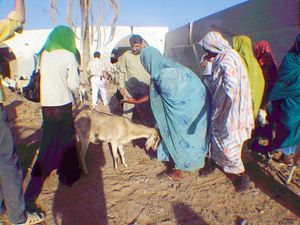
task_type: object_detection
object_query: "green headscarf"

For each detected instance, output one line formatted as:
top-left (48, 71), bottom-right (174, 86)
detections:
top-left (42, 25), bottom-right (77, 56)
top-left (233, 35), bottom-right (265, 118)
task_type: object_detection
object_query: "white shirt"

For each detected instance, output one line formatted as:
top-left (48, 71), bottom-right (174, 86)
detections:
top-left (40, 49), bottom-right (79, 107)
top-left (87, 58), bottom-right (104, 76)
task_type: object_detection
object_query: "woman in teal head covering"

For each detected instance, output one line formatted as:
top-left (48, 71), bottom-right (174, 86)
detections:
top-left (268, 33), bottom-right (300, 164)
top-left (26, 25), bottom-right (81, 201)
top-left (122, 46), bottom-right (209, 181)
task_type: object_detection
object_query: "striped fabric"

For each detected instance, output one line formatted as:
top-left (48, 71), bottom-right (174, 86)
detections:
top-left (199, 31), bottom-right (231, 53)
top-left (200, 32), bottom-right (255, 174)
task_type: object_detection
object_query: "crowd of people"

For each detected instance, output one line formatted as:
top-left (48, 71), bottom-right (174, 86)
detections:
top-left (1, 0), bottom-right (300, 224)
top-left (121, 30), bottom-right (300, 191)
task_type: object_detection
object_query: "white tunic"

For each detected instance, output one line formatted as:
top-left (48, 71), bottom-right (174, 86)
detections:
top-left (40, 49), bottom-right (79, 107)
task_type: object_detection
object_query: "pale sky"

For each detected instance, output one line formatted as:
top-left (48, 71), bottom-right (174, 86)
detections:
top-left (0, 0), bottom-right (248, 30)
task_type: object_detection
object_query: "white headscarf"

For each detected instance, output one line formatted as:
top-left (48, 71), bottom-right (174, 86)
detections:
top-left (199, 31), bottom-right (231, 54)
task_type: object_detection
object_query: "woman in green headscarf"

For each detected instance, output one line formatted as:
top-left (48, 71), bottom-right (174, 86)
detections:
top-left (233, 35), bottom-right (265, 118)
top-left (42, 25), bottom-right (77, 55)
top-left (26, 26), bottom-right (81, 201)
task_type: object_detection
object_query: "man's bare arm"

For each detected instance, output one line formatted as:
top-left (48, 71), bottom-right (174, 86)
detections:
top-left (15, 0), bottom-right (26, 23)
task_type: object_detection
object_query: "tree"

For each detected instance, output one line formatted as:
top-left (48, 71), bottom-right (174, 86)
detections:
top-left (49, 0), bottom-right (120, 80)
top-left (79, 0), bottom-right (91, 81)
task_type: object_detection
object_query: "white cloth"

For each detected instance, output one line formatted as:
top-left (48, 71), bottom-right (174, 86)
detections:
top-left (87, 58), bottom-right (104, 76)
top-left (90, 76), bottom-right (108, 106)
top-left (210, 49), bottom-right (254, 174)
top-left (88, 57), bottom-right (108, 106)
top-left (257, 109), bottom-right (267, 126)
top-left (202, 62), bottom-right (213, 76)
top-left (40, 50), bottom-right (79, 107)
top-left (200, 55), bottom-right (213, 76)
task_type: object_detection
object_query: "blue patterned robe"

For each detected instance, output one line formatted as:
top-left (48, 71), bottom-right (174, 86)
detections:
top-left (140, 47), bottom-right (209, 171)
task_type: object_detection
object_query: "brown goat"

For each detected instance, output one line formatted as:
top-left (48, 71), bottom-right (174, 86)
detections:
top-left (75, 109), bottom-right (160, 174)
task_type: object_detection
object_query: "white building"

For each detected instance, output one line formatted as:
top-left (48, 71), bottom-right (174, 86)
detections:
top-left (0, 26), bottom-right (168, 78)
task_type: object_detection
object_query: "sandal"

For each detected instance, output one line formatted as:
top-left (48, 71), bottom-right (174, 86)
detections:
top-left (157, 169), bottom-right (182, 181)
top-left (13, 212), bottom-right (45, 225)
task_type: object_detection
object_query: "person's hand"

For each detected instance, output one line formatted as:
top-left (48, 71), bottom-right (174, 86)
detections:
top-left (120, 97), bottom-right (138, 104)
top-left (120, 94), bottom-right (149, 104)
top-left (119, 87), bottom-right (127, 97)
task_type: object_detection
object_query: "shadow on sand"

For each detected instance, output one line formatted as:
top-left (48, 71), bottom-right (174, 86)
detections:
top-left (51, 142), bottom-right (108, 225)
top-left (246, 154), bottom-right (300, 217)
top-left (173, 202), bottom-right (209, 225)
top-left (7, 100), bottom-right (42, 178)
top-left (9, 100), bottom-right (108, 225)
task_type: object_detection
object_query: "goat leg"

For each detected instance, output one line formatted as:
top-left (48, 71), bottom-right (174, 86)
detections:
top-left (111, 142), bottom-right (119, 170)
top-left (79, 141), bottom-right (89, 174)
top-left (118, 144), bottom-right (128, 167)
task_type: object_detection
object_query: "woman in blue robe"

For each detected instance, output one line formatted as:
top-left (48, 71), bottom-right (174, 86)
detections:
top-left (122, 46), bottom-right (209, 181)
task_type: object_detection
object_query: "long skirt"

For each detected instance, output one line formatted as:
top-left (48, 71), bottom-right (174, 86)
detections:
top-left (31, 103), bottom-right (80, 186)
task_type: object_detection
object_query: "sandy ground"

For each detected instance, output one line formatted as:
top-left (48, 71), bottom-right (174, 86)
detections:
top-left (1, 83), bottom-right (300, 225)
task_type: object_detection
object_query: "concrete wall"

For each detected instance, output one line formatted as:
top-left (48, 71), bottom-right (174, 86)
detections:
top-left (165, 0), bottom-right (300, 75)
